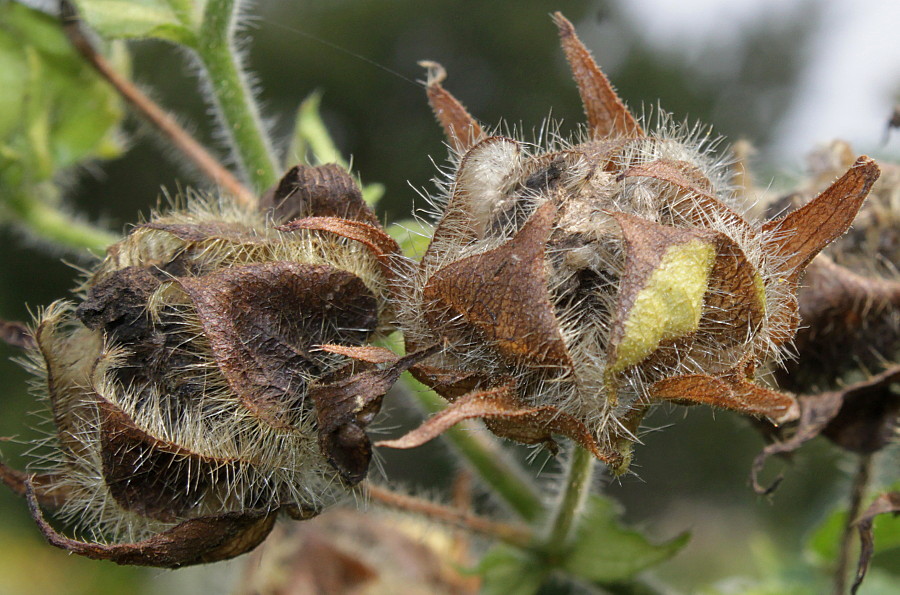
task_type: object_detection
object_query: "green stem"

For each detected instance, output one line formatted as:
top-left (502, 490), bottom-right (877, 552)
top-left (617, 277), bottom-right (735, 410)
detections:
top-left (5, 194), bottom-right (115, 253)
top-left (411, 381), bottom-right (545, 522)
top-left (197, 0), bottom-right (278, 191)
top-left (544, 444), bottom-right (594, 552)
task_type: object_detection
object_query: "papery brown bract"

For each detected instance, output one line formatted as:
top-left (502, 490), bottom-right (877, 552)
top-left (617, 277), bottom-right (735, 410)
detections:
top-left (0, 165), bottom-right (400, 567)
top-left (379, 13), bottom-right (880, 472)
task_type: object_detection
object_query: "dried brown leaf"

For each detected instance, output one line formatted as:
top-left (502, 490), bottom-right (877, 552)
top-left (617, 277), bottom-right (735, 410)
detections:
top-left (424, 201), bottom-right (573, 368)
top-left (752, 365), bottom-right (900, 494)
top-left (177, 262), bottom-right (378, 429)
top-left (25, 478), bottom-right (277, 568)
top-left (310, 346), bottom-right (440, 484)
top-left (376, 384), bottom-right (622, 466)
top-left (763, 156), bottom-right (880, 284)
top-left (419, 61), bottom-right (485, 152)
top-left (552, 12), bottom-right (642, 138)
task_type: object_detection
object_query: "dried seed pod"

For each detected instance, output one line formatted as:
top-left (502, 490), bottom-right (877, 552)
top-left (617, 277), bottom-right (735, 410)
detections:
top-left (380, 13), bottom-right (880, 472)
top-left (0, 165), bottom-right (401, 567)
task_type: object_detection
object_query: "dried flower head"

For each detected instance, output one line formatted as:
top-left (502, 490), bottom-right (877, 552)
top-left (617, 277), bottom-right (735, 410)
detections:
top-left (378, 13), bottom-right (880, 473)
top-left (0, 164), bottom-right (401, 567)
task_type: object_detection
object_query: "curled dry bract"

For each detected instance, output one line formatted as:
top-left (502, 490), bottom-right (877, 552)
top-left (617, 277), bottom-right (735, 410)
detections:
top-left (0, 165), bottom-right (401, 566)
top-left (379, 12), bottom-right (880, 473)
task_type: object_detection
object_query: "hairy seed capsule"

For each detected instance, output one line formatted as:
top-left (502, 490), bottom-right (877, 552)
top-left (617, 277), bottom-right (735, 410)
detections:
top-left (379, 13), bottom-right (880, 472)
top-left (0, 165), bottom-right (399, 567)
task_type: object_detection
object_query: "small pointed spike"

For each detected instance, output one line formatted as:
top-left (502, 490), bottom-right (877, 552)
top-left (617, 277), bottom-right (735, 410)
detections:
top-left (552, 12), bottom-right (643, 138)
top-left (419, 61), bottom-right (484, 152)
top-left (763, 156), bottom-right (880, 280)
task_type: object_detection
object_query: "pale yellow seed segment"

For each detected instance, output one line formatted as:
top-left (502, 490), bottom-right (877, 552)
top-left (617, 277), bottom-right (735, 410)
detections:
top-left (611, 240), bottom-right (716, 373)
top-left (753, 271), bottom-right (767, 315)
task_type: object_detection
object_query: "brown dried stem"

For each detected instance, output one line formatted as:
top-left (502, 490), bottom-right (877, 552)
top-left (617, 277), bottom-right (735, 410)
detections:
top-left (59, 1), bottom-right (258, 209)
top-left (364, 482), bottom-right (533, 549)
top-left (833, 453), bottom-right (874, 595)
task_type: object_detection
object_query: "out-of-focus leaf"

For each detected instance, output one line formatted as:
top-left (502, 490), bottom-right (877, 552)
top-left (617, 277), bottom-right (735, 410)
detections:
top-left (807, 488), bottom-right (900, 565)
top-left (0, 2), bottom-right (124, 189)
top-left (476, 545), bottom-right (546, 595)
top-left (74, 0), bottom-right (200, 45)
top-left (387, 219), bottom-right (433, 258)
top-left (563, 495), bottom-right (689, 583)
top-left (288, 92), bottom-right (384, 206)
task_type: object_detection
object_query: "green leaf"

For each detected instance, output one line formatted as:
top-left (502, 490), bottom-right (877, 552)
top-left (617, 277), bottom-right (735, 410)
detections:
top-left (807, 503), bottom-right (900, 565)
top-left (288, 92), bottom-right (384, 206)
top-left (476, 545), bottom-right (547, 595)
top-left (562, 495), bottom-right (690, 584)
top-left (74, 0), bottom-right (201, 44)
top-left (0, 2), bottom-right (124, 185)
top-left (387, 219), bottom-right (433, 258)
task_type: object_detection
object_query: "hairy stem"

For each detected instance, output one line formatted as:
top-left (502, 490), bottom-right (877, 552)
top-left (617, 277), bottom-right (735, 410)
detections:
top-left (365, 482), bottom-right (533, 548)
top-left (198, 0), bottom-right (279, 191)
top-left (59, 1), bottom-right (257, 209)
top-left (833, 453), bottom-right (874, 595)
top-left (544, 444), bottom-right (594, 553)
top-left (409, 380), bottom-right (545, 522)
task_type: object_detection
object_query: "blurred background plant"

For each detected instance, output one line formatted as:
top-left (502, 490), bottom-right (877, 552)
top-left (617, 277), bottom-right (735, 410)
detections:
top-left (0, 0), bottom-right (898, 593)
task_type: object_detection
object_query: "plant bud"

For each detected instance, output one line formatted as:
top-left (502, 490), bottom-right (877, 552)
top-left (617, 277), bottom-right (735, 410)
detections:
top-left (0, 164), bottom-right (401, 567)
top-left (379, 13), bottom-right (880, 473)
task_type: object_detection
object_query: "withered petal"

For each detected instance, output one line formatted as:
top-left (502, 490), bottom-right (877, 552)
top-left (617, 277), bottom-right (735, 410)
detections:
top-left (260, 163), bottom-right (380, 225)
top-left (424, 201), bottom-right (573, 369)
top-left (552, 12), bottom-right (642, 138)
top-left (419, 61), bottom-right (485, 152)
top-left (25, 478), bottom-right (277, 568)
top-left (376, 384), bottom-right (623, 467)
top-left (762, 156), bottom-right (880, 284)
top-left (177, 262), bottom-right (379, 429)
top-left (852, 491), bottom-right (900, 595)
top-left (751, 365), bottom-right (900, 494)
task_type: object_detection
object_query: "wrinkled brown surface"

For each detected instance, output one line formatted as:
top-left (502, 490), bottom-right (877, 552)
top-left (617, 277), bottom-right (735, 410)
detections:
top-left (621, 159), bottom-right (750, 232)
top-left (98, 401), bottom-right (226, 522)
top-left (177, 262), bottom-right (378, 429)
top-left (310, 346), bottom-right (439, 484)
top-left (377, 383), bottom-right (622, 466)
top-left (260, 163), bottom-right (380, 225)
top-left (852, 491), bottom-right (900, 595)
top-left (552, 12), bottom-right (642, 138)
top-left (763, 156), bottom-right (880, 284)
top-left (420, 61), bottom-right (485, 153)
top-left (76, 266), bottom-right (164, 334)
top-left (0, 318), bottom-right (34, 349)
top-left (25, 478), bottom-right (277, 568)
top-left (424, 201), bottom-right (573, 369)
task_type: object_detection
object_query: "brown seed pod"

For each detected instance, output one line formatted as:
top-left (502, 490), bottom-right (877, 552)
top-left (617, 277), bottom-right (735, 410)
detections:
top-left (377, 13), bottom-right (881, 473)
top-left (0, 164), bottom-right (401, 567)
